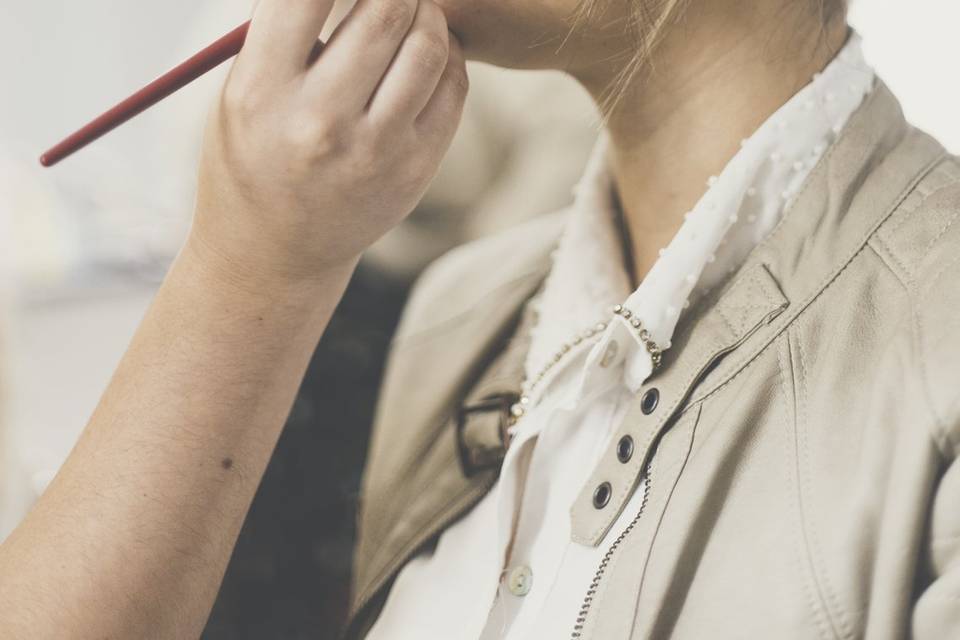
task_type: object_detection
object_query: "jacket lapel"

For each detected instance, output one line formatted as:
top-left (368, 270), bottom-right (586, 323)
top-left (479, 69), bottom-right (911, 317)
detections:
top-left (348, 213), bottom-right (565, 632)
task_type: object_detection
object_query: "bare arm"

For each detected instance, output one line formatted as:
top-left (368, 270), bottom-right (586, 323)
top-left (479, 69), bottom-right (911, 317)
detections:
top-left (0, 247), bottom-right (354, 637)
top-left (0, 0), bottom-right (467, 636)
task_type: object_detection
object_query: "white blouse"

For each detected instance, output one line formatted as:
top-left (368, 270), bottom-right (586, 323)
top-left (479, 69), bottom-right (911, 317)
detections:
top-left (367, 33), bottom-right (875, 640)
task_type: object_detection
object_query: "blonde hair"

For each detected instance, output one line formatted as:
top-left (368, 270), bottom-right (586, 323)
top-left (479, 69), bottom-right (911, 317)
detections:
top-left (572, 0), bottom-right (847, 113)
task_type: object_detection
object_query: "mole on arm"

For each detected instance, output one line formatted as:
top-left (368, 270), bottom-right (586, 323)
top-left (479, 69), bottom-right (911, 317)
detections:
top-left (221, 457), bottom-right (234, 470)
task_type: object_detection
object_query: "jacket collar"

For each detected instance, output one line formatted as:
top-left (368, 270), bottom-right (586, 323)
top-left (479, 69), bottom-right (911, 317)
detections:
top-left (385, 81), bottom-right (937, 432)
top-left (398, 80), bottom-right (938, 406)
top-left (569, 81), bottom-right (948, 544)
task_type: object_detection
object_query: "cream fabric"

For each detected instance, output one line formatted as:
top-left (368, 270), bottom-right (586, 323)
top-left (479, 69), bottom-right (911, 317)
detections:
top-left (349, 77), bottom-right (960, 640)
top-left (367, 35), bottom-right (875, 640)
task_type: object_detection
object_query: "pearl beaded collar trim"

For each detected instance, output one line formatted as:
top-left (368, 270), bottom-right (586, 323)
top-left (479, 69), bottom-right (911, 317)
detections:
top-left (611, 305), bottom-right (662, 369)
top-left (516, 32), bottom-right (875, 409)
top-left (509, 304), bottom-right (664, 423)
top-left (510, 321), bottom-right (608, 423)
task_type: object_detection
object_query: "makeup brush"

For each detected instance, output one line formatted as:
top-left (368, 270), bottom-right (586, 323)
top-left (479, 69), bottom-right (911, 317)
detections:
top-left (39, 21), bottom-right (252, 167)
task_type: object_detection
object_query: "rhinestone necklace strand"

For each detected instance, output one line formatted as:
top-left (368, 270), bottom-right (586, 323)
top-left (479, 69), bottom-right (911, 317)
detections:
top-left (508, 304), bottom-right (662, 425)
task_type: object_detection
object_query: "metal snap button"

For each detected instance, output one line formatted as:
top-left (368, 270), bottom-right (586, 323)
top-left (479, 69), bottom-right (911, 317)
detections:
top-left (507, 565), bottom-right (533, 597)
top-left (616, 435), bottom-right (634, 463)
top-left (593, 481), bottom-right (612, 509)
top-left (641, 387), bottom-right (659, 415)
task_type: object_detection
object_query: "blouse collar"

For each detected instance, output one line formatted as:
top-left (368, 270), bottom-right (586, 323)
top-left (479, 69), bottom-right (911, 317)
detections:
top-left (525, 32), bottom-right (876, 393)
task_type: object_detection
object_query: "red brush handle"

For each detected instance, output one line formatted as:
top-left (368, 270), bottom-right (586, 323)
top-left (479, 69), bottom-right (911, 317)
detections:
top-left (39, 21), bottom-right (251, 167)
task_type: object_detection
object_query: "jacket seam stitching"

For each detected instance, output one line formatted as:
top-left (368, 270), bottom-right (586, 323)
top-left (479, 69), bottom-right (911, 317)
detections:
top-left (864, 238), bottom-right (957, 459)
top-left (924, 207), bottom-right (960, 252)
top-left (794, 326), bottom-right (853, 639)
top-left (777, 334), bottom-right (835, 640)
top-left (870, 233), bottom-right (960, 459)
top-left (627, 406), bottom-right (701, 640)
top-left (689, 149), bottom-right (947, 411)
top-left (909, 299), bottom-right (956, 459)
top-left (884, 162), bottom-right (954, 235)
top-left (867, 235), bottom-right (916, 289)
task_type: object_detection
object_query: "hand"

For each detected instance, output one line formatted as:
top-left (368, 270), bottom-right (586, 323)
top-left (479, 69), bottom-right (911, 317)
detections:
top-left (190, 0), bottom-right (468, 286)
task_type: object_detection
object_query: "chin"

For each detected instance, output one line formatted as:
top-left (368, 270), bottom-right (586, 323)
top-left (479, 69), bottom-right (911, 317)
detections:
top-left (435, 0), bottom-right (586, 70)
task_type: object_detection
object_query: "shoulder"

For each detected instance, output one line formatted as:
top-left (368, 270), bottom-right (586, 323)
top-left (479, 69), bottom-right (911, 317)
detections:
top-left (870, 151), bottom-right (960, 455)
top-left (392, 209), bottom-right (568, 343)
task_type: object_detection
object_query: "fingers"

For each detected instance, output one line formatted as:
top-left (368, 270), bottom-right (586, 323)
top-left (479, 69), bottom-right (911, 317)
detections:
top-left (367, 1), bottom-right (450, 124)
top-left (415, 34), bottom-right (469, 146)
top-left (305, 0), bottom-right (418, 111)
top-left (239, 0), bottom-right (336, 81)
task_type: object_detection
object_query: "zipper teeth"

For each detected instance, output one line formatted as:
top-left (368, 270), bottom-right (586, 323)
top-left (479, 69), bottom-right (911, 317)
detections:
top-left (570, 467), bottom-right (653, 639)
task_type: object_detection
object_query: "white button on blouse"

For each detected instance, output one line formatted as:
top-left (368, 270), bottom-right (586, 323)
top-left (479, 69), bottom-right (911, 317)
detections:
top-left (506, 565), bottom-right (534, 597)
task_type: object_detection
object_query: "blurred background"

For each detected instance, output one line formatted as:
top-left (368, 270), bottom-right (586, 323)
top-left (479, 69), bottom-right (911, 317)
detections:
top-left (1, 0), bottom-right (958, 637)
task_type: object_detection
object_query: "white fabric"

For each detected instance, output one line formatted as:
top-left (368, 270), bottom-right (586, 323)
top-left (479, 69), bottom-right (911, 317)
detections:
top-left (367, 34), bottom-right (874, 640)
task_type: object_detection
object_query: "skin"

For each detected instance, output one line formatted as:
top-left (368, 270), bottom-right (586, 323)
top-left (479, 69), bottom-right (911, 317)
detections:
top-left (437, 0), bottom-right (849, 279)
top-left (0, 0), bottom-right (846, 636)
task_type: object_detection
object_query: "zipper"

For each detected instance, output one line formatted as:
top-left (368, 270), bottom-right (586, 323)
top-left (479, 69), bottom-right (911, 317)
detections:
top-left (565, 273), bottom-right (788, 639)
top-left (570, 463), bottom-right (653, 639)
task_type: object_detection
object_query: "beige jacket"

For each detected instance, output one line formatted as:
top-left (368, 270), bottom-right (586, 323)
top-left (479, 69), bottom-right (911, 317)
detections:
top-left (346, 83), bottom-right (960, 639)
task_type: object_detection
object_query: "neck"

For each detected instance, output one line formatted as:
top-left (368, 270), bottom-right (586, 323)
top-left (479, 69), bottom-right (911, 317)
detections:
top-left (571, 4), bottom-right (849, 282)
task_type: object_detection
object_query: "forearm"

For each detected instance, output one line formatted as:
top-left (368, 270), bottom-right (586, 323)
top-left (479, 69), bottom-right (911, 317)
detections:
top-left (0, 0), bottom-right (466, 631)
top-left (0, 238), bottom-right (355, 638)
